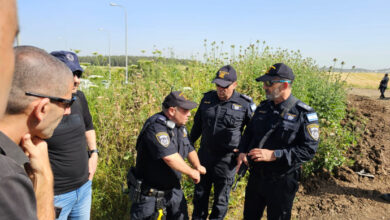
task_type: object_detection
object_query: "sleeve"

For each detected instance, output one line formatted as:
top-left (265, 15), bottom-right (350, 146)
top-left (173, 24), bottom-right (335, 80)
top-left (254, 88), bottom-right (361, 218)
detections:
top-left (244, 100), bottom-right (255, 127)
top-left (0, 173), bottom-right (38, 220)
top-left (189, 98), bottom-right (204, 145)
top-left (279, 111), bottom-right (319, 167)
top-left (239, 116), bottom-right (254, 153)
top-left (77, 91), bottom-right (94, 131)
top-left (143, 124), bottom-right (177, 160)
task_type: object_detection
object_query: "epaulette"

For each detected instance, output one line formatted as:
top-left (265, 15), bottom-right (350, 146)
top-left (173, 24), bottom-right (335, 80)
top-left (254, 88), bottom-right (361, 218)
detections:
top-left (240, 93), bottom-right (253, 102)
top-left (297, 101), bottom-right (313, 111)
top-left (156, 115), bottom-right (167, 124)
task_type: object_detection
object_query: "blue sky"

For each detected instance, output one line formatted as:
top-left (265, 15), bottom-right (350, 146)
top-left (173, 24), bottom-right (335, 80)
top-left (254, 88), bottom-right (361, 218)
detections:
top-left (18, 0), bottom-right (390, 69)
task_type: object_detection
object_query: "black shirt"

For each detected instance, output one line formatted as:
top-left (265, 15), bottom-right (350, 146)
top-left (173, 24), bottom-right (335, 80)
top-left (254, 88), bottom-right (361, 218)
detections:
top-left (135, 112), bottom-right (195, 190)
top-left (380, 75), bottom-right (389, 88)
top-left (239, 95), bottom-right (319, 175)
top-left (190, 90), bottom-right (255, 155)
top-left (0, 131), bottom-right (38, 220)
top-left (46, 90), bottom-right (94, 195)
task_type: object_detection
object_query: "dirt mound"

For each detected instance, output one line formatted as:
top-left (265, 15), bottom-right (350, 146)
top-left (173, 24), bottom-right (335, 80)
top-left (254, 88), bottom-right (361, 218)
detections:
top-left (292, 91), bottom-right (390, 220)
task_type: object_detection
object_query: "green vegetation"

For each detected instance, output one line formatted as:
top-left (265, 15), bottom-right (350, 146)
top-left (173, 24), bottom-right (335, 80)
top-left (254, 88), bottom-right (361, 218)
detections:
top-left (82, 41), bottom-right (353, 219)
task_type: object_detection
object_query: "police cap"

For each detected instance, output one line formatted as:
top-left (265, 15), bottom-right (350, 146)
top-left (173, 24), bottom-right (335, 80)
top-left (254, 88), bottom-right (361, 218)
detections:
top-left (256, 63), bottom-right (295, 82)
top-left (163, 91), bottom-right (197, 110)
top-left (212, 65), bottom-right (237, 87)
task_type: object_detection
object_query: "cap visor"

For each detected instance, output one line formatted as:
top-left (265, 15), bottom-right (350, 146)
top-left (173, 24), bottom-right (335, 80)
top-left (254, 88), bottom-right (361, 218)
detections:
top-left (179, 101), bottom-right (198, 110)
top-left (212, 78), bottom-right (232, 87)
top-left (255, 74), bottom-right (274, 82)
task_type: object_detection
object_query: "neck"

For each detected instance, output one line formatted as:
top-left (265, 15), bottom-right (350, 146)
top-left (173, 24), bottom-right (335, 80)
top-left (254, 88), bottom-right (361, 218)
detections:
top-left (0, 114), bottom-right (29, 145)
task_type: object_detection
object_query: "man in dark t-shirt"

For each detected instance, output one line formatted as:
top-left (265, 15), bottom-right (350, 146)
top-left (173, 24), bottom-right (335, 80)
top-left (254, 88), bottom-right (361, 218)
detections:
top-left (379, 73), bottom-right (389, 99)
top-left (48, 51), bottom-right (98, 220)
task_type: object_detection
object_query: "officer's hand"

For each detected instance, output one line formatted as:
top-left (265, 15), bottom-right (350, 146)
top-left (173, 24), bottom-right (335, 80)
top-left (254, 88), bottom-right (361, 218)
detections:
top-left (248, 148), bottom-right (276, 162)
top-left (190, 169), bottom-right (201, 184)
top-left (196, 165), bottom-right (207, 175)
top-left (236, 153), bottom-right (248, 173)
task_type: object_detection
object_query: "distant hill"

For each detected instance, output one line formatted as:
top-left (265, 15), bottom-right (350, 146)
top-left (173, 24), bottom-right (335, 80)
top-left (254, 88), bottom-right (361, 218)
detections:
top-left (320, 66), bottom-right (390, 73)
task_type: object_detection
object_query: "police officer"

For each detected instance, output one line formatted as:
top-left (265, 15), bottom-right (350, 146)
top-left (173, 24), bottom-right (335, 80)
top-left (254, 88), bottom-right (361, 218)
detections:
top-left (190, 65), bottom-right (255, 220)
top-left (236, 63), bottom-right (319, 220)
top-left (130, 91), bottom-right (206, 220)
top-left (379, 73), bottom-right (389, 99)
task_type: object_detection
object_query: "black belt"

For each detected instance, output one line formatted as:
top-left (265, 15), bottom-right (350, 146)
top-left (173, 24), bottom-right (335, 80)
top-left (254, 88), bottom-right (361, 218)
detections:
top-left (252, 167), bottom-right (299, 180)
top-left (141, 186), bottom-right (171, 197)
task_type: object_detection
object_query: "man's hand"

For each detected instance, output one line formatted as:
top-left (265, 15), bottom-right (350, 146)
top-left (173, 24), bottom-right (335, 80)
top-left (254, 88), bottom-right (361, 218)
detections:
top-left (88, 153), bottom-right (98, 180)
top-left (21, 133), bottom-right (53, 180)
top-left (21, 133), bottom-right (55, 220)
top-left (248, 148), bottom-right (276, 162)
top-left (196, 165), bottom-right (206, 175)
top-left (236, 153), bottom-right (248, 173)
top-left (189, 169), bottom-right (201, 184)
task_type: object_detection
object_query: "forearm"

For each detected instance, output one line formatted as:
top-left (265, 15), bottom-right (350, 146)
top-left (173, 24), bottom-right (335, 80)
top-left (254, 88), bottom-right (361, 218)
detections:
top-left (34, 172), bottom-right (54, 220)
top-left (187, 150), bottom-right (201, 169)
top-left (85, 130), bottom-right (98, 180)
top-left (163, 153), bottom-right (197, 177)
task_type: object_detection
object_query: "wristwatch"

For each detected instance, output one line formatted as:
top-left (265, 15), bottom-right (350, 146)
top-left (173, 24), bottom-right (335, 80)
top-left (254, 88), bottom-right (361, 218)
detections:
top-left (88, 149), bottom-right (99, 156)
top-left (273, 150), bottom-right (283, 159)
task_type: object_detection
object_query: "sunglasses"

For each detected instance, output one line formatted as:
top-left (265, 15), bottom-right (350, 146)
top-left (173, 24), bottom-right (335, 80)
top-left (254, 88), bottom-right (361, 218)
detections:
top-left (25, 92), bottom-right (76, 108)
top-left (263, 80), bottom-right (291, 87)
top-left (216, 83), bottom-right (232, 89)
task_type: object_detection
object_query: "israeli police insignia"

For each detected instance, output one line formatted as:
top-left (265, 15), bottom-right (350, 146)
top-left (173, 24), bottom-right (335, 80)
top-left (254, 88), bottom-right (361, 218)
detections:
top-left (155, 132), bottom-right (170, 147)
top-left (306, 124), bottom-right (319, 141)
top-left (182, 128), bottom-right (187, 137)
top-left (250, 103), bottom-right (256, 112)
top-left (232, 104), bottom-right (242, 110)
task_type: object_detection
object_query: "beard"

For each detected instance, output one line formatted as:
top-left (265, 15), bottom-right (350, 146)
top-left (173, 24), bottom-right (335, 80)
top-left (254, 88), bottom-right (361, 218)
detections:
top-left (265, 85), bottom-right (282, 100)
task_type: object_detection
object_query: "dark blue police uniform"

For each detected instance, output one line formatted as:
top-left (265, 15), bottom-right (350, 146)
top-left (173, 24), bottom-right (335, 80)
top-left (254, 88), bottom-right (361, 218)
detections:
top-left (239, 95), bottom-right (319, 220)
top-left (190, 90), bottom-right (255, 220)
top-left (130, 112), bottom-right (194, 220)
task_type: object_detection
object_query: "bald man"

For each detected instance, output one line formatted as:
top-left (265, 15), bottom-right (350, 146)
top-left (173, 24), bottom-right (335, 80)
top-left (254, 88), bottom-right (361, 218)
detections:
top-left (0, 46), bottom-right (74, 219)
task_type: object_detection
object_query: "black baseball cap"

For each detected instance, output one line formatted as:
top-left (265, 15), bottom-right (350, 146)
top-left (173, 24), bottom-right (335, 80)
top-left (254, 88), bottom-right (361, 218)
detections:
top-left (256, 63), bottom-right (295, 82)
top-left (163, 91), bottom-right (197, 110)
top-left (212, 65), bottom-right (237, 87)
top-left (51, 51), bottom-right (84, 74)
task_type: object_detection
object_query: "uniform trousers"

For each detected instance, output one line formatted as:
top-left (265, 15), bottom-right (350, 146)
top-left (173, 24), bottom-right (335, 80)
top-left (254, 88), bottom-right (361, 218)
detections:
top-left (243, 169), bottom-right (299, 220)
top-left (192, 149), bottom-right (236, 220)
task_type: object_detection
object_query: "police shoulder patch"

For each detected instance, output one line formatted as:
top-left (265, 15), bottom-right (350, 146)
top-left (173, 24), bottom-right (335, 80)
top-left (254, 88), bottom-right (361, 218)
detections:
top-left (306, 124), bottom-right (319, 141)
top-left (155, 132), bottom-right (170, 147)
top-left (297, 101), bottom-right (313, 111)
top-left (306, 112), bottom-right (318, 122)
top-left (250, 103), bottom-right (257, 112)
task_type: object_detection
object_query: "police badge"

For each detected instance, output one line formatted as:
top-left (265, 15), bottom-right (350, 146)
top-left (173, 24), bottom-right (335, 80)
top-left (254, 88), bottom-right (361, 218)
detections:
top-left (155, 132), bottom-right (170, 147)
top-left (306, 124), bottom-right (319, 141)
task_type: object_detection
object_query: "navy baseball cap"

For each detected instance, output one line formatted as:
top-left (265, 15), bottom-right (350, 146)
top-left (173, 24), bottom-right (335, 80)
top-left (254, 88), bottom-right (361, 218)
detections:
top-left (212, 65), bottom-right (237, 88)
top-left (163, 91), bottom-right (197, 110)
top-left (256, 63), bottom-right (295, 82)
top-left (50, 51), bottom-right (84, 74)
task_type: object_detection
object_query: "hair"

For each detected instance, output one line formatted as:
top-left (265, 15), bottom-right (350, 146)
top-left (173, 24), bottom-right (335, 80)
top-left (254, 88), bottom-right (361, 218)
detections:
top-left (6, 46), bottom-right (73, 114)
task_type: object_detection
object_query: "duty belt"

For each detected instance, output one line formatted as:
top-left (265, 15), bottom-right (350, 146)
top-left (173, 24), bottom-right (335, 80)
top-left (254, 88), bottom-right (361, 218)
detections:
top-left (141, 186), bottom-right (171, 197)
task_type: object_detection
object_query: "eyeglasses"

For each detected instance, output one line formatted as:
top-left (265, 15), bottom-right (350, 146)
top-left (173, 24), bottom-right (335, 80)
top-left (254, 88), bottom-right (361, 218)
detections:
top-left (263, 80), bottom-right (291, 87)
top-left (25, 92), bottom-right (76, 108)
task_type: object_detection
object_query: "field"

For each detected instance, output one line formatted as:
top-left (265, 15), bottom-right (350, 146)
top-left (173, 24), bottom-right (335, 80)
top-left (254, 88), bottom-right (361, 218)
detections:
top-left (337, 72), bottom-right (386, 89)
top-left (78, 42), bottom-right (386, 219)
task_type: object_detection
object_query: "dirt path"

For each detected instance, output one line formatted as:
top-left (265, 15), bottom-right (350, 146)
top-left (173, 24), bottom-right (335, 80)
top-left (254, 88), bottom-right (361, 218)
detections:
top-left (292, 88), bottom-right (390, 220)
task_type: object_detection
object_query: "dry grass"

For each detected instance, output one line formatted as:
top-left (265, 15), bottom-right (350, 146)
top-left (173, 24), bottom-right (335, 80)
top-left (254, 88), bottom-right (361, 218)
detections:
top-left (335, 72), bottom-right (386, 89)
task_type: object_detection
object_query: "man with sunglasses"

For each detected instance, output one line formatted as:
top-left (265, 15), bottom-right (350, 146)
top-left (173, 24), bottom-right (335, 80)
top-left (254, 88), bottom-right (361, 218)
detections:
top-left (0, 45), bottom-right (74, 220)
top-left (130, 91), bottom-right (205, 219)
top-left (236, 63), bottom-right (319, 220)
top-left (46, 51), bottom-right (98, 220)
top-left (190, 65), bottom-right (255, 220)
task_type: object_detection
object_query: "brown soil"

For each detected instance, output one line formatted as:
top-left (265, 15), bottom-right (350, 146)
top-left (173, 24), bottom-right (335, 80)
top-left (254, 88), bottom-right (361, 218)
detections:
top-left (292, 88), bottom-right (390, 220)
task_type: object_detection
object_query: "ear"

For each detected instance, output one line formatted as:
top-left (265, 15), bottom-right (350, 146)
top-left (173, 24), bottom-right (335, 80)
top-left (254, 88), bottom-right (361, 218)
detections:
top-left (167, 106), bottom-right (176, 117)
top-left (32, 98), bottom-right (50, 122)
top-left (231, 81), bottom-right (238, 89)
